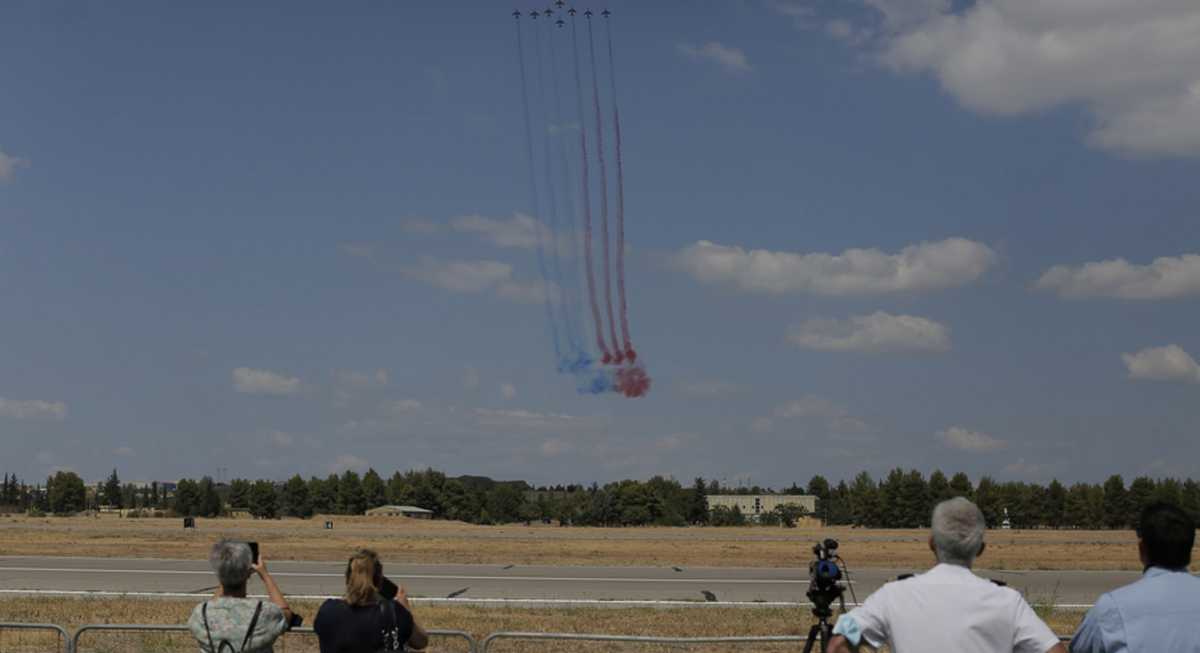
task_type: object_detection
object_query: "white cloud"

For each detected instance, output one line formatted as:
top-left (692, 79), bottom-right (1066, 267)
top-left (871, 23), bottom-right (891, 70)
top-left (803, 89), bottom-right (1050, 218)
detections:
top-left (0, 398), bottom-right (67, 421)
top-left (0, 148), bottom-right (29, 181)
top-left (339, 243), bottom-right (375, 261)
top-left (874, 1), bottom-right (1200, 157)
top-left (788, 312), bottom-right (951, 353)
top-left (1122, 345), bottom-right (1200, 383)
top-left (775, 396), bottom-right (849, 420)
top-left (473, 408), bottom-right (590, 432)
top-left (677, 42), bottom-right (753, 75)
top-left (113, 446), bottom-right (136, 457)
top-left (335, 369), bottom-right (390, 388)
top-left (937, 426), bottom-right (1006, 452)
top-left (329, 453), bottom-right (369, 474)
top-left (267, 431), bottom-right (295, 448)
top-left (540, 438), bottom-right (572, 457)
top-left (403, 257), bottom-right (554, 304)
top-left (1035, 254), bottom-right (1200, 300)
top-left (675, 237), bottom-right (994, 295)
top-left (500, 383), bottom-right (518, 400)
top-left (381, 398), bottom-right (423, 414)
top-left (451, 213), bottom-right (546, 249)
top-left (401, 218), bottom-right (441, 234)
top-left (232, 367), bottom-right (301, 396)
top-left (751, 417), bottom-right (775, 433)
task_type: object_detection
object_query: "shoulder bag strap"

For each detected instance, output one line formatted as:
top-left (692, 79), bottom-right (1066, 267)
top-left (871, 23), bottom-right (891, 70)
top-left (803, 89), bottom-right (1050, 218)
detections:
top-left (202, 602), bottom-right (218, 653)
top-left (238, 600), bottom-right (264, 653)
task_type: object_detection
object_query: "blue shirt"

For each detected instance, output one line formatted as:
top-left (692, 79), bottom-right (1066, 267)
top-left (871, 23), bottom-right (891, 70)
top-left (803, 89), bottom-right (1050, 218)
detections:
top-left (1071, 567), bottom-right (1200, 653)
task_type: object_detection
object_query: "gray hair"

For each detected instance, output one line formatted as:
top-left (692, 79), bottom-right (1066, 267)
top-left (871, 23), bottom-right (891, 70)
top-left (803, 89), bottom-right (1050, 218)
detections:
top-left (209, 539), bottom-right (253, 589)
top-left (931, 497), bottom-right (986, 567)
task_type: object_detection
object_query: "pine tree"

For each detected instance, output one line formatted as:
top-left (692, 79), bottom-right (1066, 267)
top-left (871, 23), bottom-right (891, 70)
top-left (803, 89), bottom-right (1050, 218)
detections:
top-left (1102, 475), bottom-right (1128, 529)
top-left (849, 472), bottom-right (879, 527)
top-left (361, 469), bottom-right (387, 510)
top-left (281, 475), bottom-right (312, 518)
top-left (103, 469), bottom-right (122, 509)
top-left (928, 470), bottom-right (952, 505)
top-left (948, 472), bottom-right (973, 500)
top-left (337, 471), bottom-right (365, 515)
top-left (248, 480), bottom-right (278, 519)
top-left (1046, 479), bottom-right (1066, 529)
top-left (1127, 477), bottom-right (1157, 523)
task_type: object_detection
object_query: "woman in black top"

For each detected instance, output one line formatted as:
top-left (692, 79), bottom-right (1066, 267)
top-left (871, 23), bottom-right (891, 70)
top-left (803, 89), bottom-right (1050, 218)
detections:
top-left (314, 549), bottom-right (428, 652)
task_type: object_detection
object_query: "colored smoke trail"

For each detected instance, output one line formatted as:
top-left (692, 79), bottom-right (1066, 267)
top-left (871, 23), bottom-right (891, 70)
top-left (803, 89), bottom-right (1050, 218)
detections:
top-left (548, 19), bottom-right (590, 368)
top-left (570, 14), bottom-right (612, 363)
top-left (515, 15), bottom-right (564, 363)
top-left (604, 15), bottom-right (636, 363)
top-left (586, 14), bottom-right (624, 365)
top-left (532, 15), bottom-right (581, 362)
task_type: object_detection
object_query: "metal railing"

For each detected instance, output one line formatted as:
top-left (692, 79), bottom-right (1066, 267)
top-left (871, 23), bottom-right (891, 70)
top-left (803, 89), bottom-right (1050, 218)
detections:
top-left (72, 624), bottom-right (476, 653)
top-left (0, 623), bottom-right (71, 652)
top-left (481, 632), bottom-right (809, 652)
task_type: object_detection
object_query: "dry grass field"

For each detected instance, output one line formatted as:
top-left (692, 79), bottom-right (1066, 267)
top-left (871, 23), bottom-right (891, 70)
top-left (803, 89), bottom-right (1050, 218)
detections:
top-left (0, 514), bottom-right (1142, 571)
top-left (0, 596), bottom-right (1084, 652)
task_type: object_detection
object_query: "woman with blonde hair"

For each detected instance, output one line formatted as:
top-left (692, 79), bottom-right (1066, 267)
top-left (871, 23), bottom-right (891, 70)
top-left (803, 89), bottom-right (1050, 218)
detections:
top-left (314, 549), bottom-right (428, 652)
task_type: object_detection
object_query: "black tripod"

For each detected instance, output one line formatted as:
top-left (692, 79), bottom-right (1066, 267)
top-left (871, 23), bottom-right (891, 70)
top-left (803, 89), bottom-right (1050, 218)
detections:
top-left (801, 584), bottom-right (845, 653)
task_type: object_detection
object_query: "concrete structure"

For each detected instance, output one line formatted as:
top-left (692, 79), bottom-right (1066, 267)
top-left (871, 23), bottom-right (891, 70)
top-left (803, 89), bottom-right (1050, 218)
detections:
top-left (705, 494), bottom-right (816, 521)
top-left (365, 505), bottom-right (434, 519)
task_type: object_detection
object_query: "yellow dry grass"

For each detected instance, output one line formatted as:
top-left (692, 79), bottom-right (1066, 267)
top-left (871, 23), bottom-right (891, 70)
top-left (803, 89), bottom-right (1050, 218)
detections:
top-left (0, 514), bottom-right (1142, 570)
top-left (0, 596), bottom-right (1084, 652)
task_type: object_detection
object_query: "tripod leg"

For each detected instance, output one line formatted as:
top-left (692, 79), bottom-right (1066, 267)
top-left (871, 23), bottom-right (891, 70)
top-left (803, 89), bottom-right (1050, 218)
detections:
top-left (802, 624), bottom-right (821, 653)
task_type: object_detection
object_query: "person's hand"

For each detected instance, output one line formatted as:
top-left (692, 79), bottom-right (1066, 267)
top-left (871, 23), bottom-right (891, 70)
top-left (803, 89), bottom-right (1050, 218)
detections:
top-left (252, 555), bottom-right (269, 577)
top-left (396, 585), bottom-right (413, 611)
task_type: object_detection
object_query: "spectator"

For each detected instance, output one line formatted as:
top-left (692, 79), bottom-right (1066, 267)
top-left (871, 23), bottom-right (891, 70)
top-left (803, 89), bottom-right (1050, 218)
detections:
top-left (826, 497), bottom-right (1065, 653)
top-left (188, 539), bottom-right (293, 653)
top-left (1070, 502), bottom-right (1200, 652)
top-left (314, 549), bottom-right (429, 652)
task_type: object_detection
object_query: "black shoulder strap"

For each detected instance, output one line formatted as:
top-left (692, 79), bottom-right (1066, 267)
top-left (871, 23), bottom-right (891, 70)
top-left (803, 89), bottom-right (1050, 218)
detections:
top-left (202, 602), bottom-right (217, 653)
top-left (989, 578), bottom-right (1008, 587)
top-left (239, 601), bottom-right (264, 653)
top-left (378, 599), bottom-right (400, 651)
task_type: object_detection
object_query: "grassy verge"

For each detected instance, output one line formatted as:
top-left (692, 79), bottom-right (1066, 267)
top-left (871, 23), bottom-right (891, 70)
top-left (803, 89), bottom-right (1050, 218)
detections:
top-left (0, 596), bottom-right (1083, 652)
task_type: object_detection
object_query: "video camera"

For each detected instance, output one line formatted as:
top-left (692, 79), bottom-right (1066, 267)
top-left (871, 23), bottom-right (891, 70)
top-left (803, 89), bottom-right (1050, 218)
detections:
top-left (802, 538), bottom-right (851, 653)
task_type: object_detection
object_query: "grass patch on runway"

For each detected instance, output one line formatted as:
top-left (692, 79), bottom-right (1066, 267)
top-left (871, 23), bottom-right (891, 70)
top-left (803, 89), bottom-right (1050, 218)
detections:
top-left (0, 596), bottom-right (1084, 652)
top-left (0, 514), bottom-right (1142, 570)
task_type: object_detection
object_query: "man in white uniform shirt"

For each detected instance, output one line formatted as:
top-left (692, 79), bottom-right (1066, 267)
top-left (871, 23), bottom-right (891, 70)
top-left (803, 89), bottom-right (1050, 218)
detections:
top-left (826, 497), bottom-right (1066, 653)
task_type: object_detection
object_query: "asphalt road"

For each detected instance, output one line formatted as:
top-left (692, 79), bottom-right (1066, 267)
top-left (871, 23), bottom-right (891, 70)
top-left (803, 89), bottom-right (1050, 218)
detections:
top-left (0, 556), bottom-right (1146, 606)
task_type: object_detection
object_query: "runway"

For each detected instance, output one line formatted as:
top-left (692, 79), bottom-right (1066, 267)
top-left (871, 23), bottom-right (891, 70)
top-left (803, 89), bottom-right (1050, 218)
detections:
top-left (0, 556), bottom-right (1147, 607)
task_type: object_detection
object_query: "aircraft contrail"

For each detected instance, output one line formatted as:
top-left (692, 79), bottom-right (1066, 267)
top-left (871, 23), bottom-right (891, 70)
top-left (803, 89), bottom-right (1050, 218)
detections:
top-left (586, 12), bottom-right (623, 364)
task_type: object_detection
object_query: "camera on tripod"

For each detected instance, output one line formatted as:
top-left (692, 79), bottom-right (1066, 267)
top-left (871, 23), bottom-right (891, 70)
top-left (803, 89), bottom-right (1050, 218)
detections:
top-left (803, 538), bottom-right (850, 653)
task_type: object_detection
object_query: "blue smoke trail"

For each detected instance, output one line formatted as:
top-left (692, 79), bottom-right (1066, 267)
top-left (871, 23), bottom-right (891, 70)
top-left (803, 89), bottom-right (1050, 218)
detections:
top-left (515, 15), bottom-right (564, 365)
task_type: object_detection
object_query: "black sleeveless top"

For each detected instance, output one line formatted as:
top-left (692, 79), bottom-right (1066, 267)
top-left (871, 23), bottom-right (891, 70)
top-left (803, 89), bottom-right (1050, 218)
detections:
top-left (313, 598), bottom-right (414, 653)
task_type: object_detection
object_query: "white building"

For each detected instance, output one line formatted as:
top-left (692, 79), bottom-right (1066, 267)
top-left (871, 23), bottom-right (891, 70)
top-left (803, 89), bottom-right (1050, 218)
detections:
top-left (705, 494), bottom-right (817, 521)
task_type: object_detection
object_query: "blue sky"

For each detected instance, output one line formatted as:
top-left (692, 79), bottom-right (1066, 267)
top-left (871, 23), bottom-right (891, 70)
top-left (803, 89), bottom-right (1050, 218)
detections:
top-left (3, 0), bottom-right (1200, 487)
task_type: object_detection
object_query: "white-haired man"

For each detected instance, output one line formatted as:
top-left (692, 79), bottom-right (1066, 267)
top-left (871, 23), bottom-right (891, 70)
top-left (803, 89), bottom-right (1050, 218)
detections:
top-left (826, 497), bottom-right (1066, 653)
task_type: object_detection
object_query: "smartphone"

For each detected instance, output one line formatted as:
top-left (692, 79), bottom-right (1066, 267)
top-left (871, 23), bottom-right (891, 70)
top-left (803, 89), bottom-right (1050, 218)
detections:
top-left (247, 541), bottom-right (260, 565)
top-left (379, 577), bottom-right (399, 600)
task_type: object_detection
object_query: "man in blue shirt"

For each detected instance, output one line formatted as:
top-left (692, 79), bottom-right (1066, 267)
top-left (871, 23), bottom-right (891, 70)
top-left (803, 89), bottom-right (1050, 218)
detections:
top-left (1070, 502), bottom-right (1200, 652)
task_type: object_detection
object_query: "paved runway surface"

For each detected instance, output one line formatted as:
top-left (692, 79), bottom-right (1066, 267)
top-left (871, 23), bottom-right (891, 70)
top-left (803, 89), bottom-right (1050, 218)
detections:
top-left (0, 556), bottom-right (1146, 606)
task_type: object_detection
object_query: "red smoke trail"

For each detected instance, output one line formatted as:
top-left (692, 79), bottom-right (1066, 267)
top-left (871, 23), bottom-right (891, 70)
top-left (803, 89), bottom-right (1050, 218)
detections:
top-left (604, 15), bottom-right (635, 364)
top-left (586, 14), bottom-right (623, 364)
top-left (570, 14), bottom-right (612, 363)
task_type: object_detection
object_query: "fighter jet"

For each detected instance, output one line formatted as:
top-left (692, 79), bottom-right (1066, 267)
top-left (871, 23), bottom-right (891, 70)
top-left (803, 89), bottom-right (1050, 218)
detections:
top-left (556, 18), bottom-right (565, 27)
top-left (602, 9), bottom-right (611, 17)
top-left (555, 0), bottom-right (565, 7)
top-left (568, 7), bottom-right (577, 16)
top-left (512, 9), bottom-right (521, 18)
top-left (584, 9), bottom-right (593, 18)
top-left (544, 7), bottom-right (553, 16)
top-left (530, 10), bottom-right (540, 18)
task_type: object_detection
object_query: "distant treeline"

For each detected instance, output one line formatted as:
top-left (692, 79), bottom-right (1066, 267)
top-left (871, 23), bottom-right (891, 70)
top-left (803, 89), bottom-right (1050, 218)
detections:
top-left (3, 468), bottom-right (1198, 529)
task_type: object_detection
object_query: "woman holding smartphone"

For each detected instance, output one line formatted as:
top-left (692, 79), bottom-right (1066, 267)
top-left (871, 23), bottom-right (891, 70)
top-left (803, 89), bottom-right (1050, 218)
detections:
top-left (314, 549), bottom-right (428, 652)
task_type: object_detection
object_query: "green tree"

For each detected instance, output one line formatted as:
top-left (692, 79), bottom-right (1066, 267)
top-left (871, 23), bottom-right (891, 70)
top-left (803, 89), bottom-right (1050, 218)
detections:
top-left (686, 477), bottom-right (709, 525)
top-left (974, 476), bottom-right (1002, 527)
top-left (308, 476), bottom-right (336, 514)
top-left (898, 470), bottom-right (931, 528)
top-left (849, 472), bottom-right (880, 527)
top-left (337, 471), bottom-right (365, 515)
top-left (1180, 479), bottom-right (1200, 524)
top-left (248, 480), bottom-right (278, 519)
top-left (1102, 475), bottom-right (1129, 529)
top-left (103, 469), bottom-right (122, 508)
top-left (928, 470), bottom-right (952, 505)
top-left (48, 471), bottom-right (86, 514)
top-left (281, 475), bottom-right (312, 518)
top-left (228, 479), bottom-right (252, 509)
top-left (1045, 479), bottom-right (1066, 529)
top-left (198, 476), bottom-right (222, 517)
top-left (361, 469), bottom-right (387, 510)
top-left (807, 475), bottom-right (832, 524)
top-left (709, 505), bottom-right (746, 526)
top-left (174, 478), bottom-right (201, 517)
top-left (948, 472), bottom-right (973, 500)
top-left (1127, 477), bottom-right (1157, 523)
top-left (487, 484), bottom-right (525, 523)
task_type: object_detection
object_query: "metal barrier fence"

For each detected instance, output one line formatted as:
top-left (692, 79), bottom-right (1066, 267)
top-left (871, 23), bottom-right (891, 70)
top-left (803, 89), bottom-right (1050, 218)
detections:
top-left (72, 624), bottom-right (476, 653)
top-left (0, 623), bottom-right (71, 652)
top-left (481, 632), bottom-right (809, 652)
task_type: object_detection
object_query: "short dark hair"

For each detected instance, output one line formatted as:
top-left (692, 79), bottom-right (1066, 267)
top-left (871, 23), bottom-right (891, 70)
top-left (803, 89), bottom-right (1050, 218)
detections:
top-left (1136, 502), bottom-right (1195, 569)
